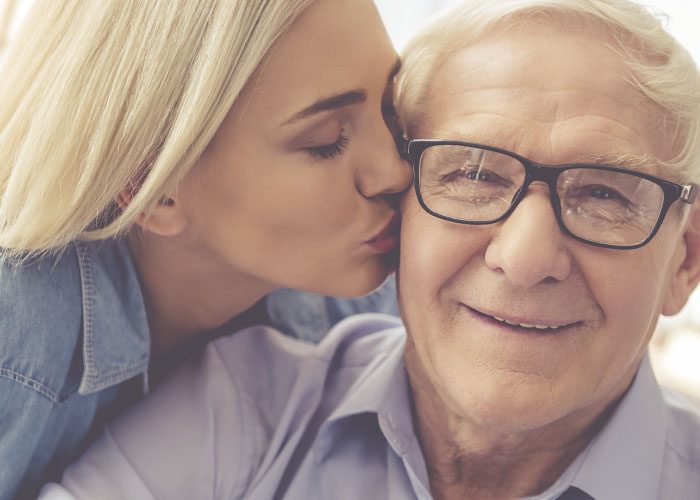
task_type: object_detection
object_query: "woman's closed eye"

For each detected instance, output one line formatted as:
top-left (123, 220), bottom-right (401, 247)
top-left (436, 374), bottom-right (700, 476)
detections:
top-left (306, 132), bottom-right (349, 161)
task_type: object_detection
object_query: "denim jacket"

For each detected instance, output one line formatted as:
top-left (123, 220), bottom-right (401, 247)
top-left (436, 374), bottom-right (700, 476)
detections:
top-left (0, 239), bottom-right (398, 500)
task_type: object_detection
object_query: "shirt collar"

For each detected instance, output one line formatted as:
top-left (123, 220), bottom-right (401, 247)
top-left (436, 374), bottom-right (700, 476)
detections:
top-left (567, 354), bottom-right (667, 500)
top-left (314, 323), bottom-right (417, 455)
top-left (75, 240), bottom-right (150, 395)
top-left (314, 321), bottom-right (431, 495)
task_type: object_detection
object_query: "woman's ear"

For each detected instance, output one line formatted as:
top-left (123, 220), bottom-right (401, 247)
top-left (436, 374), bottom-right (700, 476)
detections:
top-left (116, 188), bottom-right (187, 237)
top-left (662, 206), bottom-right (700, 315)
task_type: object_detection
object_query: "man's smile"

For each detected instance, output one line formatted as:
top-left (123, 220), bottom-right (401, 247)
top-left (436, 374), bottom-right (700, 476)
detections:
top-left (462, 304), bottom-right (584, 334)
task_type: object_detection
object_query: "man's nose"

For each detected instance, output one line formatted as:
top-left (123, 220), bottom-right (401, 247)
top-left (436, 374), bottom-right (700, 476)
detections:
top-left (484, 187), bottom-right (572, 288)
top-left (355, 121), bottom-right (413, 199)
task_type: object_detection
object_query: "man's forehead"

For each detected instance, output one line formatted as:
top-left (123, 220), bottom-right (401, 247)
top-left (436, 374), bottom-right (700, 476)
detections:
top-left (419, 26), bottom-right (670, 169)
top-left (437, 23), bottom-right (625, 83)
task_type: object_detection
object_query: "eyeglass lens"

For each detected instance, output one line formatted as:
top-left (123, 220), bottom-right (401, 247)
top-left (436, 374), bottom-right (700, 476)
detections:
top-left (418, 144), bottom-right (666, 247)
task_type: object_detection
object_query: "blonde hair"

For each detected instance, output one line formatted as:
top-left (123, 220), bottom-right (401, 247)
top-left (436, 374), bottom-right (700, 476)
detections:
top-left (0, 0), bottom-right (19, 55)
top-left (0, 0), bottom-right (314, 258)
top-left (396, 0), bottom-right (700, 182)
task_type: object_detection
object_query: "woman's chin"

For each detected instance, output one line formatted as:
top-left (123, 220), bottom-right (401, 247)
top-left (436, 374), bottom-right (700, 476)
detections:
top-left (325, 262), bottom-right (394, 299)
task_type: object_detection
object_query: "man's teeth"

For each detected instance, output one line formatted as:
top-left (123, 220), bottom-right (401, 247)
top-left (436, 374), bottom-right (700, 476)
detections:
top-left (492, 316), bottom-right (563, 330)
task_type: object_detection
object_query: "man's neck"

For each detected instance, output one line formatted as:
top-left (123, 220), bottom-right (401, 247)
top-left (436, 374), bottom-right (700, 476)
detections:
top-left (418, 420), bottom-right (601, 500)
top-left (405, 349), bottom-right (626, 500)
top-left (127, 229), bottom-right (276, 356)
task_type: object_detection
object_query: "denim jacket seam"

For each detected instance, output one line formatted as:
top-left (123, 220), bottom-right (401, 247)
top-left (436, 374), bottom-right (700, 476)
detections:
top-left (81, 364), bottom-right (149, 394)
top-left (76, 242), bottom-right (97, 389)
top-left (0, 358), bottom-right (149, 404)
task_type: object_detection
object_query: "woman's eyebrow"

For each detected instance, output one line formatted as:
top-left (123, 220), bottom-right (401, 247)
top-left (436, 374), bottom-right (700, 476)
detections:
top-left (283, 90), bottom-right (367, 125)
top-left (282, 59), bottom-right (401, 127)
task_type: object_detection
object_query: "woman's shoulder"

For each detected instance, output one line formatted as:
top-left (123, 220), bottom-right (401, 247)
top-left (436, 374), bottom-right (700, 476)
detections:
top-left (0, 246), bottom-right (85, 400)
top-left (0, 246), bottom-right (83, 313)
top-left (0, 239), bottom-right (148, 402)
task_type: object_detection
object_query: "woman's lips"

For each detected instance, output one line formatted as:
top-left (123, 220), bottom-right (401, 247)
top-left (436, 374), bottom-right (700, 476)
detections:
top-left (366, 214), bottom-right (400, 253)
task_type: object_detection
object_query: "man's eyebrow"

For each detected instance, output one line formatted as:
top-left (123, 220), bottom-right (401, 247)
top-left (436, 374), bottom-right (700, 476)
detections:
top-left (283, 90), bottom-right (367, 126)
top-left (578, 153), bottom-right (661, 175)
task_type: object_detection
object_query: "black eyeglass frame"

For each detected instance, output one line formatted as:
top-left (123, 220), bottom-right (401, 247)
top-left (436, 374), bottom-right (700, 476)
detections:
top-left (402, 139), bottom-right (699, 250)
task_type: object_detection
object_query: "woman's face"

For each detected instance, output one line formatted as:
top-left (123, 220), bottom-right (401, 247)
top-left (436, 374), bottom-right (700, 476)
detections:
top-left (174, 0), bottom-right (411, 296)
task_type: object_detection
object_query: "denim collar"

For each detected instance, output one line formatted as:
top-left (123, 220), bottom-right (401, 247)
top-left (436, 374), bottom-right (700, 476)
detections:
top-left (74, 240), bottom-right (150, 395)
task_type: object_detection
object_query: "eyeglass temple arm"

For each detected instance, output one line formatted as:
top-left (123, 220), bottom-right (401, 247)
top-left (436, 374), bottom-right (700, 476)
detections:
top-left (399, 137), bottom-right (410, 160)
top-left (682, 184), bottom-right (699, 204)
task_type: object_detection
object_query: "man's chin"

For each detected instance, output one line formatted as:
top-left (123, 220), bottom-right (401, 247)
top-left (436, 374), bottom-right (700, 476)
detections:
top-left (449, 389), bottom-right (580, 436)
top-left (437, 365), bottom-right (581, 426)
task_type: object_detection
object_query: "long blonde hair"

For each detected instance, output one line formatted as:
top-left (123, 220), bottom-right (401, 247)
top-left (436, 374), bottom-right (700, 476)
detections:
top-left (396, 0), bottom-right (700, 183)
top-left (0, 0), bottom-right (18, 55)
top-left (0, 0), bottom-right (314, 258)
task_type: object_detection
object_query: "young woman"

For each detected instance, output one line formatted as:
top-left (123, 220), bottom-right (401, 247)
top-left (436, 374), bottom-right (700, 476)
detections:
top-left (0, 0), bottom-right (409, 497)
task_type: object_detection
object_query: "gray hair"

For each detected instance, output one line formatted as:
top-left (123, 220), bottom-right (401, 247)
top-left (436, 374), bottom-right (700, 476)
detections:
top-left (396, 0), bottom-right (700, 182)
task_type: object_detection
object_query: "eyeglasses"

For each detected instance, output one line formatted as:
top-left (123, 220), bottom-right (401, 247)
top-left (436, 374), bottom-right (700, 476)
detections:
top-left (403, 140), bottom-right (698, 249)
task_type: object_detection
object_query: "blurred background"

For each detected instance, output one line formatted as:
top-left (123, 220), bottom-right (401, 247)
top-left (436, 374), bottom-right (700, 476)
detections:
top-left (2, 0), bottom-right (699, 400)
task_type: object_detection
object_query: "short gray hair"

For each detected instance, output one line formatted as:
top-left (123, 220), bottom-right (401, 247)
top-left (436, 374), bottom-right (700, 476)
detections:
top-left (396, 0), bottom-right (700, 182)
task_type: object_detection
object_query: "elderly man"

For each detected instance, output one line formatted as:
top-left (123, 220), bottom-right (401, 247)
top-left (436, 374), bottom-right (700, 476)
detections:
top-left (41, 0), bottom-right (700, 499)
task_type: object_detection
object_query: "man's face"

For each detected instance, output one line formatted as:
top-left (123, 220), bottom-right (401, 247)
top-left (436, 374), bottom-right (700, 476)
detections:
top-left (399, 23), bottom-right (691, 432)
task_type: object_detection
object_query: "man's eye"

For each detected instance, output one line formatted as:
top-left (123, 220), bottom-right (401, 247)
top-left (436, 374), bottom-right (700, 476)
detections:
top-left (464, 170), bottom-right (493, 181)
top-left (575, 185), bottom-right (626, 201)
top-left (440, 167), bottom-right (507, 185)
top-left (306, 134), bottom-right (349, 161)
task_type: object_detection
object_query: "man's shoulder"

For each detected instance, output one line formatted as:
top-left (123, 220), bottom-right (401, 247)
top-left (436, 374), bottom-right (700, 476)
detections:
top-left (654, 389), bottom-right (700, 497)
top-left (658, 389), bottom-right (700, 499)
top-left (204, 313), bottom-right (405, 427)
top-left (663, 389), bottom-right (700, 466)
top-left (196, 314), bottom-right (406, 495)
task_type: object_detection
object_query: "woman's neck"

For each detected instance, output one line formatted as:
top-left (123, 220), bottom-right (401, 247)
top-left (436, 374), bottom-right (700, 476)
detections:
top-left (127, 229), bottom-right (276, 355)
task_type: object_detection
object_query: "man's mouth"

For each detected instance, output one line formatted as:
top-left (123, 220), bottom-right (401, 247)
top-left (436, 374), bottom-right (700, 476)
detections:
top-left (467, 306), bottom-right (582, 334)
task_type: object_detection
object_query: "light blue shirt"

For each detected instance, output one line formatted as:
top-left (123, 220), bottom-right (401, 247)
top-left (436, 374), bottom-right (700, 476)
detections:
top-left (41, 314), bottom-right (700, 500)
top-left (0, 238), bottom-right (398, 499)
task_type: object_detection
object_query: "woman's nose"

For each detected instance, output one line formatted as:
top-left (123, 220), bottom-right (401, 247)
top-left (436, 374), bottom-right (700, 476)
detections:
top-left (484, 188), bottom-right (572, 288)
top-left (355, 120), bottom-right (413, 199)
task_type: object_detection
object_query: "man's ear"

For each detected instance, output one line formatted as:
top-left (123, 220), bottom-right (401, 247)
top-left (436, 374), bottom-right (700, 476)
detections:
top-left (116, 188), bottom-right (187, 237)
top-left (663, 206), bottom-right (700, 315)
